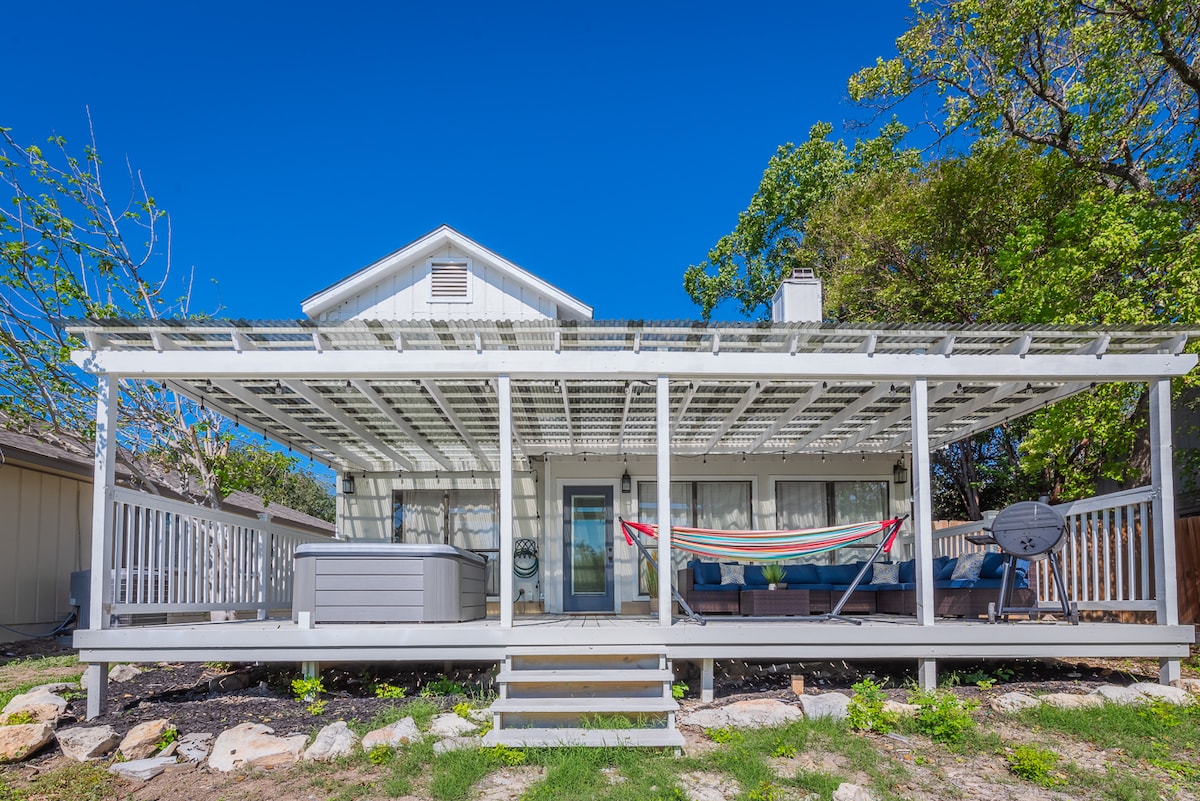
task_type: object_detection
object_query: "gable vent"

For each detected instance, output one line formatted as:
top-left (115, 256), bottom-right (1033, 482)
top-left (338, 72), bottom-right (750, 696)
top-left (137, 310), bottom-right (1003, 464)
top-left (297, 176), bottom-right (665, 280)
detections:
top-left (430, 261), bottom-right (470, 298)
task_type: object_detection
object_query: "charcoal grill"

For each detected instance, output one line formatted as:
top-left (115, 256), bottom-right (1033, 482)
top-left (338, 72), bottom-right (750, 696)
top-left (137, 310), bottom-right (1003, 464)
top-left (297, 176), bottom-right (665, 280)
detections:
top-left (985, 501), bottom-right (1077, 624)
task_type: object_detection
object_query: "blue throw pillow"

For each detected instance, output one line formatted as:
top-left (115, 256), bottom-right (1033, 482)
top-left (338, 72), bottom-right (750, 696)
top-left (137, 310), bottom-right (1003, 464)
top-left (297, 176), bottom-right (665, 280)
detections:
top-left (980, 551), bottom-right (1006, 579)
top-left (898, 559), bottom-right (916, 583)
top-left (742, 565), bottom-right (766, 585)
top-left (691, 560), bottom-right (721, 585)
top-left (936, 558), bottom-right (958, 581)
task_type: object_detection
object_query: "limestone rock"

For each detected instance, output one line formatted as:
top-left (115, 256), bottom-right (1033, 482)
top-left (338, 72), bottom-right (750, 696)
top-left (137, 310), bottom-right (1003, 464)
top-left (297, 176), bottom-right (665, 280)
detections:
top-left (1040, 692), bottom-right (1103, 709)
top-left (683, 699), bottom-right (804, 729)
top-left (1092, 683), bottom-right (1189, 705)
top-left (0, 689), bottom-right (68, 725)
top-left (429, 713), bottom-right (479, 737)
top-left (799, 692), bottom-right (851, 721)
top-left (433, 736), bottom-right (480, 754)
top-left (1172, 677), bottom-right (1200, 695)
top-left (176, 732), bottom-right (214, 763)
top-left (1125, 682), bottom-right (1191, 705)
top-left (990, 692), bottom-right (1041, 713)
top-left (119, 719), bottom-right (174, 760)
top-left (109, 664), bottom-right (142, 683)
top-left (832, 782), bottom-right (879, 801)
top-left (28, 682), bottom-right (76, 695)
top-left (361, 717), bottom-right (421, 751)
top-left (208, 723), bottom-right (306, 772)
top-left (0, 722), bottom-right (55, 763)
top-left (882, 700), bottom-right (921, 717)
top-left (57, 725), bottom-right (121, 761)
top-left (108, 755), bottom-right (177, 781)
top-left (205, 724), bottom-right (302, 772)
top-left (304, 721), bottom-right (359, 761)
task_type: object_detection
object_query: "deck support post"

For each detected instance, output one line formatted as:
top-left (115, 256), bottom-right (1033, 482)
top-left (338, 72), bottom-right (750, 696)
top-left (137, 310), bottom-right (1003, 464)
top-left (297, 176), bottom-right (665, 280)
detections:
top-left (86, 374), bottom-right (118, 720)
top-left (656, 375), bottom-right (672, 627)
top-left (917, 659), bottom-right (937, 691)
top-left (1149, 378), bottom-right (1180, 684)
top-left (85, 663), bottom-right (109, 720)
top-left (700, 658), bottom-right (714, 703)
top-left (499, 375), bottom-right (514, 629)
top-left (910, 378), bottom-right (935, 627)
top-left (302, 661), bottom-right (320, 679)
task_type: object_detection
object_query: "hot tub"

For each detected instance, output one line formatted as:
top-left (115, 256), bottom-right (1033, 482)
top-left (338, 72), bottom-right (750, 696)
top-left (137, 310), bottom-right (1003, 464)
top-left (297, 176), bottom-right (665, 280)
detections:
top-left (292, 543), bottom-right (487, 624)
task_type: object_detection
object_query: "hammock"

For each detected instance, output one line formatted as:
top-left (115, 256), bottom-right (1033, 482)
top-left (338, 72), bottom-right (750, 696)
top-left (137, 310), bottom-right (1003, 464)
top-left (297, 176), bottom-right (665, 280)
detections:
top-left (620, 518), bottom-right (903, 562)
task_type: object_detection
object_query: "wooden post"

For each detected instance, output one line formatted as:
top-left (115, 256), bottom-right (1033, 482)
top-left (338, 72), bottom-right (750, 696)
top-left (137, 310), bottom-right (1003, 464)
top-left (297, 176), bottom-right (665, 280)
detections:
top-left (86, 374), bottom-right (117, 720)
top-left (657, 375), bottom-right (671, 626)
top-left (1149, 378), bottom-right (1181, 683)
top-left (499, 375), bottom-right (514, 629)
top-left (910, 378), bottom-right (935, 627)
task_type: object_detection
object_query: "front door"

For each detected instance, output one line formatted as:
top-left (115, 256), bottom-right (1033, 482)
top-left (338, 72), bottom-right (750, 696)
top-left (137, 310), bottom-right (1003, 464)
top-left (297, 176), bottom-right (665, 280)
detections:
top-left (562, 486), bottom-right (615, 613)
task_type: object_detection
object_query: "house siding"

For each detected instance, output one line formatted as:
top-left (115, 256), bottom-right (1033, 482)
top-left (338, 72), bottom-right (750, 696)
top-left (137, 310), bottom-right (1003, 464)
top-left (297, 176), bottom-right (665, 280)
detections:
top-left (0, 461), bottom-right (92, 642)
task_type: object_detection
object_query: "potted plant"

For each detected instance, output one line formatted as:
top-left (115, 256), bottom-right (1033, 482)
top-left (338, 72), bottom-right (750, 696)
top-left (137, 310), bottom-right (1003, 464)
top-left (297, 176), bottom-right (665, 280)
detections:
top-left (761, 563), bottom-right (787, 590)
top-left (643, 562), bottom-right (659, 613)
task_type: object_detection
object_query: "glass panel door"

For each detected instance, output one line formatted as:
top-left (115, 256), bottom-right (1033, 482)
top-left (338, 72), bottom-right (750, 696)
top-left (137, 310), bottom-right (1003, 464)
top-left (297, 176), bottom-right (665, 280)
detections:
top-left (563, 486), bottom-right (614, 612)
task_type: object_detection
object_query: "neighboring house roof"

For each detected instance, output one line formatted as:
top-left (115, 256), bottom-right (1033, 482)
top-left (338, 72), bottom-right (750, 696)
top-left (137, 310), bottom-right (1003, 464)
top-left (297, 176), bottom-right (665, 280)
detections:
top-left (0, 422), bottom-right (334, 537)
top-left (300, 225), bottom-right (593, 322)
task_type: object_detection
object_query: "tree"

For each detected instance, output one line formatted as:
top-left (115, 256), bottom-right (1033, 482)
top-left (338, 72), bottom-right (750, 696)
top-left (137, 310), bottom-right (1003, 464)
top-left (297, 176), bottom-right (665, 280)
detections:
top-left (683, 121), bottom-right (916, 319)
top-left (849, 0), bottom-right (1200, 196)
top-left (1, 120), bottom-right (333, 514)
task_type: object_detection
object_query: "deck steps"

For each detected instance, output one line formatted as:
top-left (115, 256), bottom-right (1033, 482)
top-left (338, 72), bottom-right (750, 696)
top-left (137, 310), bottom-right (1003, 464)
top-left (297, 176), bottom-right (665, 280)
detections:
top-left (482, 647), bottom-right (683, 749)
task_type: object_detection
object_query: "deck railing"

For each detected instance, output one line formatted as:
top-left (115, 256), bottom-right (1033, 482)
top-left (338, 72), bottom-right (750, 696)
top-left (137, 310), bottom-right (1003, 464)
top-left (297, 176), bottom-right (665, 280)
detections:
top-left (106, 487), bottom-right (329, 620)
top-left (897, 487), bottom-right (1158, 611)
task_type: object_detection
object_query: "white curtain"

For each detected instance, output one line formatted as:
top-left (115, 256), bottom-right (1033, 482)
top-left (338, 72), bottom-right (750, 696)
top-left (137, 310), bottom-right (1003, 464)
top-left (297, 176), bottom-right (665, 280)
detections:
top-left (832, 481), bottom-right (888, 525)
top-left (448, 489), bottom-right (499, 551)
top-left (776, 481), bottom-right (828, 529)
top-left (395, 491), bottom-right (444, 544)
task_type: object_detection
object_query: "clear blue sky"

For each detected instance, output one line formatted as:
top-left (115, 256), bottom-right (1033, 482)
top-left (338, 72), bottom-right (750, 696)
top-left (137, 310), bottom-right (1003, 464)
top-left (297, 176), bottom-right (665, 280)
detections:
top-left (6, 2), bottom-right (912, 321)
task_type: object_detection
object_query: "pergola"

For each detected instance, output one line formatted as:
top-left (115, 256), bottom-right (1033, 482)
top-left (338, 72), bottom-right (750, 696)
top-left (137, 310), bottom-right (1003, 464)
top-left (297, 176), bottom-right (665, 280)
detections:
top-left (70, 319), bottom-right (1196, 697)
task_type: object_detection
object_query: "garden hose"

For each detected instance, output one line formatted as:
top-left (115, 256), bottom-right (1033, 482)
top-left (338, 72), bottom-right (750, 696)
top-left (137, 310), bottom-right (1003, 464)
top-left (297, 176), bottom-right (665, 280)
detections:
top-left (513, 538), bottom-right (539, 579)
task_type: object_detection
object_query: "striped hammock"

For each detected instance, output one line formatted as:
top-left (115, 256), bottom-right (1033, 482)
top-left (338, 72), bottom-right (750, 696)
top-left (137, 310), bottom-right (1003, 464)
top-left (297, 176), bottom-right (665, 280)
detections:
top-left (620, 517), bottom-right (903, 562)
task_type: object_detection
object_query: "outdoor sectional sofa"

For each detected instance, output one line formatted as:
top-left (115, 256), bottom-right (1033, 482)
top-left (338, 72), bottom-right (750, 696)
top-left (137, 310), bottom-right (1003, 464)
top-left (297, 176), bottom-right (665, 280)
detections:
top-left (676, 552), bottom-right (1035, 618)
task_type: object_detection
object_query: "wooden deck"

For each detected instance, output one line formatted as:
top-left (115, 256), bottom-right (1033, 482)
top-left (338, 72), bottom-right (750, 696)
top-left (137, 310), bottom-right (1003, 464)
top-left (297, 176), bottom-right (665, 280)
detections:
top-left (74, 613), bottom-right (1195, 666)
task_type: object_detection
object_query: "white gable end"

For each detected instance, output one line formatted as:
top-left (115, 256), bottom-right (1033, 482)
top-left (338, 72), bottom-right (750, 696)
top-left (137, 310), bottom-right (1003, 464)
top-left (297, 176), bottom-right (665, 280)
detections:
top-left (302, 226), bottom-right (592, 322)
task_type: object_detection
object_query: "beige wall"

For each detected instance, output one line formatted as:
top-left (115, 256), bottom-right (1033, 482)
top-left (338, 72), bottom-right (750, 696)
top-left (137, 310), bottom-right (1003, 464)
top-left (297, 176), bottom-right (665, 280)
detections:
top-left (0, 461), bottom-right (92, 642)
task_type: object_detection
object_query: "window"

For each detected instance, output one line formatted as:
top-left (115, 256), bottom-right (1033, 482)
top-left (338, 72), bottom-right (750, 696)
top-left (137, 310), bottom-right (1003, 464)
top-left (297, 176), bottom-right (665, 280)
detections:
top-left (635, 480), bottom-right (752, 595)
top-left (776, 480), bottom-right (890, 563)
top-left (392, 489), bottom-right (499, 594)
top-left (429, 260), bottom-right (470, 301)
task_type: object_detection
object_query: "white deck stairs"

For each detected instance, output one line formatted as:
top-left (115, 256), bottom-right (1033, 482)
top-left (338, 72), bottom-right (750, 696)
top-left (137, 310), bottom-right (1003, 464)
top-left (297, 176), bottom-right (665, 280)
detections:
top-left (482, 645), bottom-right (684, 748)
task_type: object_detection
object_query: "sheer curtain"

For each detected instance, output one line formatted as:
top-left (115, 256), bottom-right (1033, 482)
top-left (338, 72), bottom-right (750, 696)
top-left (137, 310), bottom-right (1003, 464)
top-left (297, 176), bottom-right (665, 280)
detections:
top-left (393, 490), bottom-right (444, 544)
top-left (449, 489), bottom-right (500, 595)
top-left (776, 481), bottom-right (830, 565)
top-left (695, 482), bottom-right (751, 529)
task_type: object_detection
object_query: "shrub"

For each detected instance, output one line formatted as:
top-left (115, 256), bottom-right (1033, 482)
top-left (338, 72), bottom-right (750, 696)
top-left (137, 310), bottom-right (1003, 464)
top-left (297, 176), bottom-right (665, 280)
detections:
top-left (848, 678), bottom-right (898, 734)
top-left (908, 688), bottom-right (978, 745)
top-left (1007, 744), bottom-right (1059, 787)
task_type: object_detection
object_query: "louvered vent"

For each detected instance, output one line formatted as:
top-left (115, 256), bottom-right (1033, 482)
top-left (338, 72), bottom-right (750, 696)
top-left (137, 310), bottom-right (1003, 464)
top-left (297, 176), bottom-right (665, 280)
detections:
top-left (430, 261), bottom-right (469, 298)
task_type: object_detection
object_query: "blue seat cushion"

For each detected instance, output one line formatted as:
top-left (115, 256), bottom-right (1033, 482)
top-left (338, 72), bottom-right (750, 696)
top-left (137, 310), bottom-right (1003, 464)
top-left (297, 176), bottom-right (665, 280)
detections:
top-left (817, 562), bottom-right (866, 585)
top-left (783, 563), bottom-right (819, 585)
top-left (873, 582), bottom-right (916, 591)
top-left (830, 584), bottom-right (877, 592)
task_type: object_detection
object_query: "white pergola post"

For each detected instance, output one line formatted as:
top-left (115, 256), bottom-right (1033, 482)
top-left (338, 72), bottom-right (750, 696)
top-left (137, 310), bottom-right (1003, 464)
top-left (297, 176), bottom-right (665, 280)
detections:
top-left (499, 375), bottom-right (514, 629)
top-left (657, 375), bottom-right (672, 626)
top-left (86, 374), bottom-right (117, 719)
top-left (1149, 378), bottom-right (1181, 683)
top-left (910, 378), bottom-right (936, 689)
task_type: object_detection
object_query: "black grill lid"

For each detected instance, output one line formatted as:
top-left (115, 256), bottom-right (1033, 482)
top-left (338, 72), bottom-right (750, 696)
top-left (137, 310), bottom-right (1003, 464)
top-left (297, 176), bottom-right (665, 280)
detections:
top-left (987, 501), bottom-right (1067, 560)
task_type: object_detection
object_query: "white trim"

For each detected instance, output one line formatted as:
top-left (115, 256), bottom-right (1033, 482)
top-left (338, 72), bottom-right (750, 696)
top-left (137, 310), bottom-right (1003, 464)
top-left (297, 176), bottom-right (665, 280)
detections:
top-left (1150, 379), bottom-right (1178, 627)
top-left (499, 376), bottom-right (514, 628)
top-left (656, 375), bottom-right (671, 626)
top-left (910, 378), bottom-right (934, 627)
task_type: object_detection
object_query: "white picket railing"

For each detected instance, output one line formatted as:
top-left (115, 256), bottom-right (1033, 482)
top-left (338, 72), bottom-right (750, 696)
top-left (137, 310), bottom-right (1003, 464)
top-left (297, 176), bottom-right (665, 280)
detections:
top-left (897, 486), bottom-right (1158, 611)
top-left (107, 487), bottom-right (329, 619)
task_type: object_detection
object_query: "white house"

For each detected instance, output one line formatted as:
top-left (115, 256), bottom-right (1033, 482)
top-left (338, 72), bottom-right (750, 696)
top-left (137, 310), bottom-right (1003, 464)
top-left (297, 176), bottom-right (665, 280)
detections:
top-left (68, 225), bottom-right (1197, 745)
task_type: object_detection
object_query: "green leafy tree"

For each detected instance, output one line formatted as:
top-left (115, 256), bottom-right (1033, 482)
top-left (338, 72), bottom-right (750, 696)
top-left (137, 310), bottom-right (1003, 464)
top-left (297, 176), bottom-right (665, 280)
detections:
top-left (849, 0), bottom-right (1200, 196)
top-left (1, 120), bottom-right (333, 513)
top-left (683, 121), bottom-right (916, 319)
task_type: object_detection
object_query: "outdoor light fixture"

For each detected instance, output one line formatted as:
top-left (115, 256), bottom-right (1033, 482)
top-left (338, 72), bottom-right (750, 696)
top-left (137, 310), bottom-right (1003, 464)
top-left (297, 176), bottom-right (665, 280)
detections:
top-left (893, 459), bottom-right (909, 485)
top-left (621, 470), bottom-right (631, 494)
top-left (341, 474), bottom-right (356, 495)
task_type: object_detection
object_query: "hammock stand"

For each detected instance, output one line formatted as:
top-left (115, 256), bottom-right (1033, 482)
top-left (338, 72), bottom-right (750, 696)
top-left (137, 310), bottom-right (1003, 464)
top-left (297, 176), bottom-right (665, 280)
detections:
top-left (619, 516), bottom-right (908, 626)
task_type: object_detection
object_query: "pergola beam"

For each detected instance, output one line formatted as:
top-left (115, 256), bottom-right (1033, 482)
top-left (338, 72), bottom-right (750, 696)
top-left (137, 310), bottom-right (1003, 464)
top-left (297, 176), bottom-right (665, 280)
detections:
top-left (286, 383), bottom-right (416, 471)
top-left (212, 380), bottom-right (377, 471)
top-left (749, 381), bottom-right (825, 452)
top-left (351, 380), bottom-right (454, 471)
top-left (420, 380), bottom-right (493, 470)
top-left (793, 383), bottom-right (890, 451)
top-left (705, 381), bottom-right (763, 452)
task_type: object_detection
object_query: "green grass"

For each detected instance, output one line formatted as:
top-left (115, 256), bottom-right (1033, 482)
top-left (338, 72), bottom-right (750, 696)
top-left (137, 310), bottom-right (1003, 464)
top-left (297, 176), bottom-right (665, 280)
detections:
top-left (0, 654), bottom-right (83, 709)
top-left (2, 762), bottom-right (116, 801)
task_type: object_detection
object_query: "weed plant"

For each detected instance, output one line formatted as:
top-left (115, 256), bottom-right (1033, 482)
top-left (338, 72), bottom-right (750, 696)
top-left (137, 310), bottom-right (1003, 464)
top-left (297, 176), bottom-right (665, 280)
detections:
top-left (1006, 743), bottom-right (1059, 787)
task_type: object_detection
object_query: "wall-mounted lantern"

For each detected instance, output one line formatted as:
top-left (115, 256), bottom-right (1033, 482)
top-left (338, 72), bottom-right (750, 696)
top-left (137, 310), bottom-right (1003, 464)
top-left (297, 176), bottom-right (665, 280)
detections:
top-left (621, 470), bottom-right (632, 494)
top-left (893, 459), bottom-right (909, 486)
top-left (342, 473), bottom-right (357, 495)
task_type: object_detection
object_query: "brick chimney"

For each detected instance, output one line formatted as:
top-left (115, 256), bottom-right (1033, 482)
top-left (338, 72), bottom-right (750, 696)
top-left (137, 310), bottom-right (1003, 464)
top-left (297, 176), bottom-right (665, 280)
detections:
top-left (771, 267), bottom-right (823, 323)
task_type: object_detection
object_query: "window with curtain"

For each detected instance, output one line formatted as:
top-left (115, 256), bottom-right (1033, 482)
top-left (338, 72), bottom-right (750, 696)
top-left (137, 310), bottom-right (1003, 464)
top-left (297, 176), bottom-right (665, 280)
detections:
top-left (636, 480), bottom-right (752, 595)
top-left (775, 480), bottom-right (890, 564)
top-left (392, 489), bottom-right (500, 595)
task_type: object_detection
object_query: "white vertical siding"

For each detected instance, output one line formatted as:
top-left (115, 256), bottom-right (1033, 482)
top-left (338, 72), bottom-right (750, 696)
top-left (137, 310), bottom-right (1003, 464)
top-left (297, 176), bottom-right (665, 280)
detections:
top-left (0, 464), bottom-right (91, 640)
top-left (319, 245), bottom-right (559, 322)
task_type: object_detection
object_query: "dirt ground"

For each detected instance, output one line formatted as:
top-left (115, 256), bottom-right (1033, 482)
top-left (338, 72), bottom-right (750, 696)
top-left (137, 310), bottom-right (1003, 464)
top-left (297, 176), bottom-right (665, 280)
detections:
top-left (1, 634), bottom-right (1197, 801)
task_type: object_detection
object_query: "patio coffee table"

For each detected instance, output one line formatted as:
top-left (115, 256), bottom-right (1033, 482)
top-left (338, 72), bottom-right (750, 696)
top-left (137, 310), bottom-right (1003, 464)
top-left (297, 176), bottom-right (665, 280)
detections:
top-left (739, 589), bottom-right (811, 616)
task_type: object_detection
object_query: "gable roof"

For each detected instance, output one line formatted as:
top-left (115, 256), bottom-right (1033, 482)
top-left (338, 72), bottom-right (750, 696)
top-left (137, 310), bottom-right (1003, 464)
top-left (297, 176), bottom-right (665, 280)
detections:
top-left (300, 225), bottom-right (593, 321)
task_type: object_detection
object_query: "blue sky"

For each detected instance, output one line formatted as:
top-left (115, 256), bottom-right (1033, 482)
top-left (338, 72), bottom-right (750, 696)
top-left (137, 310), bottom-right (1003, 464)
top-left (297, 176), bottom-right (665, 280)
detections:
top-left (6, 2), bottom-right (912, 321)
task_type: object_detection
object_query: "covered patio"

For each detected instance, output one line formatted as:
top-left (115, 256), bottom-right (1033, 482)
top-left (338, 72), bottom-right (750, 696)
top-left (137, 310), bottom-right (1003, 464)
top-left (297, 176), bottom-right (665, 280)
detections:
top-left (70, 319), bottom-right (1197, 719)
